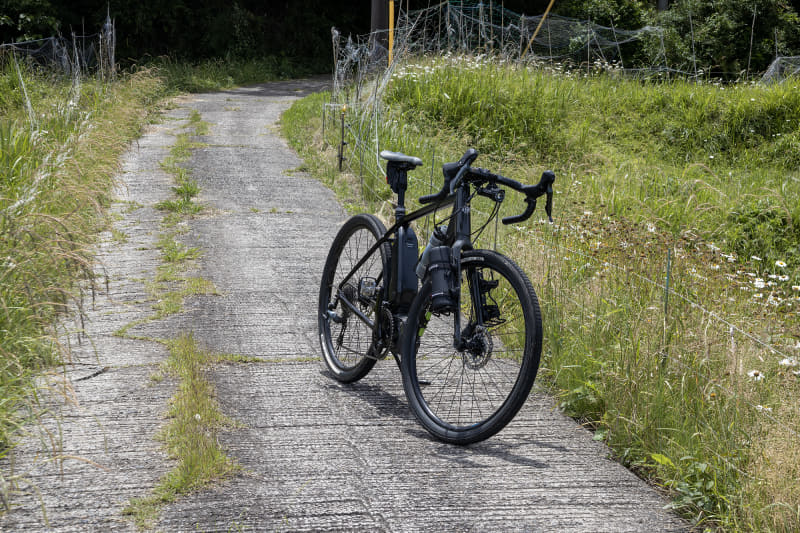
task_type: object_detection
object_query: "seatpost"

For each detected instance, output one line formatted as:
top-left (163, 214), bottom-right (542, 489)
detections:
top-left (395, 191), bottom-right (406, 223)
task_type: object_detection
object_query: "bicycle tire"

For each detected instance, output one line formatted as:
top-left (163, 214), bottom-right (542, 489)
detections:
top-left (319, 214), bottom-right (390, 383)
top-left (401, 249), bottom-right (542, 444)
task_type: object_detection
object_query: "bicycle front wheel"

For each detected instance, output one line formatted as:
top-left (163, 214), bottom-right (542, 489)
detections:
top-left (319, 214), bottom-right (389, 383)
top-left (401, 249), bottom-right (542, 444)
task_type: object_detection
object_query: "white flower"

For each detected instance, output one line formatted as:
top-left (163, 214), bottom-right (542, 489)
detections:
top-left (194, 413), bottom-right (201, 421)
top-left (779, 357), bottom-right (798, 367)
top-left (748, 369), bottom-right (764, 381)
top-left (755, 404), bottom-right (772, 413)
top-left (776, 260), bottom-right (787, 268)
top-left (793, 286), bottom-right (800, 292)
top-left (751, 255), bottom-right (762, 261)
top-left (443, 92), bottom-right (450, 100)
top-left (778, 275), bottom-right (789, 282)
top-left (754, 279), bottom-right (766, 289)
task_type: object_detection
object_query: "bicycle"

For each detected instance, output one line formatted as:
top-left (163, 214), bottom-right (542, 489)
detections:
top-left (318, 147), bottom-right (555, 444)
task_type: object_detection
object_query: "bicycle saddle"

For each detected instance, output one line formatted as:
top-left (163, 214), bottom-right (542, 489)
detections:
top-left (380, 150), bottom-right (423, 168)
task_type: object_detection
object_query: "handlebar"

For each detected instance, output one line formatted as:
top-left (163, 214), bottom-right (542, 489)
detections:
top-left (419, 148), bottom-right (555, 224)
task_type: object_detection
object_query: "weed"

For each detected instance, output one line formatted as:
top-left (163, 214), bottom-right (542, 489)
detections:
top-left (123, 334), bottom-right (239, 529)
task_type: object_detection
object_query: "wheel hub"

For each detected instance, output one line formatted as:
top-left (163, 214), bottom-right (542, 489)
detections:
top-left (462, 324), bottom-right (493, 370)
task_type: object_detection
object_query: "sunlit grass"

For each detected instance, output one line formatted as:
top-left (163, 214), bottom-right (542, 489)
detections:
top-left (122, 334), bottom-right (239, 530)
top-left (284, 55), bottom-right (800, 530)
top-left (0, 60), bottom-right (166, 477)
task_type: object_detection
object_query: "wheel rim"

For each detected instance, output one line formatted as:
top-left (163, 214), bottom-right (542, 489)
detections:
top-left (322, 225), bottom-right (384, 370)
top-left (411, 262), bottom-right (530, 430)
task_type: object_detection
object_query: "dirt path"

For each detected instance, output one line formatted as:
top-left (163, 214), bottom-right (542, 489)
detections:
top-left (1, 80), bottom-right (688, 532)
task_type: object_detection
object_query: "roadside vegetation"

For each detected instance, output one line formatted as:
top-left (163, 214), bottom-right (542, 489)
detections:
top-left (0, 57), bottom-right (300, 515)
top-left (282, 57), bottom-right (800, 531)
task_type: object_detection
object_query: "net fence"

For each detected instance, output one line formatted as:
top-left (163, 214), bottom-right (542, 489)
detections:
top-left (0, 13), bottom-right (115, 80)
top-left (322, 2), bottom-right (800, 520)
top-left (762, 55), bottom-right (800, 84)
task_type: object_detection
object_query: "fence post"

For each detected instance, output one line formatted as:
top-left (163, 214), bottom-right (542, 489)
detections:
top-left (338, 106), bottom-right (347, 172)
top-left (661, 247), bottom-right (672, 365)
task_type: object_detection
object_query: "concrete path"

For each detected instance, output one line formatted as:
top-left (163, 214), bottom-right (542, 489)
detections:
top-left (1, 79), bottom-right (688, 532)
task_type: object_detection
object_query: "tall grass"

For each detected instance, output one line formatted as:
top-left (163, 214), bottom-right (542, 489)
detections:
top-left (284, 56), bottom-right (800, 530)
top-left (0, 61), bottom-right (169, 516)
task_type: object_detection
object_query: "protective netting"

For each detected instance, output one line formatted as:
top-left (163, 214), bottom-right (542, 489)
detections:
top-left (323, 5), bottom-right (800, 517)
top-left (762, 56), bottom-right (800, 84)
top-left (332, 1), bottom-right (676, 105)
top-left (0, 14), bottom-right (115, 79)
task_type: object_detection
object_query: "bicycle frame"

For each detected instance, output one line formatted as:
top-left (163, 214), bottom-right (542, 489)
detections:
top-left (330, 182), bottom-right (474, 339)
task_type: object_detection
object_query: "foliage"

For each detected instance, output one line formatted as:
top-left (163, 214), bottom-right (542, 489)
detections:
top-left (653, 0), bottom-right (800, 76)
top-left (0, 0), bottom-right (58, 40)
top-left (554, 0), bottom-right (650, 28)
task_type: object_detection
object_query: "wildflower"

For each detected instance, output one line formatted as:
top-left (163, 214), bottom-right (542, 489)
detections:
top-left (194, 413), bottom-right (201, 421)
top-left (711, 264), bottom-right (720, 270)
top-left (647, 222), bottom-right (656, 233)
top-left (443, 92), bottom-right (450, 100)
top-left (793, 286), bottom-right (800, 291)
top-left (748, 369), bottom-right (764, 381)
top-left (778, 275), bottom-right (789, 282)
top-left (755, 404), bottom-right (772, 413)
top-left (709, 155), bottom-right (715, 159)
top-left (753, 279), bottom-right (765, 289)
top-left (776, 260), bottom-right (787, 268)
top-left (754, 292), bottom-right (763, 298)
top-left (751, 255), bottom-right (762, 261)
top-left (779, 357), bottom-right (798, 367)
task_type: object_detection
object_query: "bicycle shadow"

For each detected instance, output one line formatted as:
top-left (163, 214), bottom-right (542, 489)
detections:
top-left (319, 368), bottom-right (414, 422)
top-left (320, 369), bottom-right (561, 470)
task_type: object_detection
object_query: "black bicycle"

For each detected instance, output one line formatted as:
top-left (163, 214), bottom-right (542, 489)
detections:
top-left (318, 148), bottom-right (555, 444)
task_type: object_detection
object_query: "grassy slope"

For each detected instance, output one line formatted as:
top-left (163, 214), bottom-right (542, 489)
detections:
top-left (283, 59), bottom-right (800, 531)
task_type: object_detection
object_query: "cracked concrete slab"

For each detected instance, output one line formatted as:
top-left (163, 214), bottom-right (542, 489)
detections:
top-left (1, 78), bottom-right (689, 532)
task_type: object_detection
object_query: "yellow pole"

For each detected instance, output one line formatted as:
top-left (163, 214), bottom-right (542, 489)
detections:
top-left (389, 0), bottom-right (395, 64)
top-left (522, 0), bottom-right (556, 58)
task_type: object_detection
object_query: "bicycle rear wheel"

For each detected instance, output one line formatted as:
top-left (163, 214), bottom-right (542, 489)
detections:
top-left (401, 249), bottom-right (542, 444)
top-left (319, 214), bottom-right (389, 383)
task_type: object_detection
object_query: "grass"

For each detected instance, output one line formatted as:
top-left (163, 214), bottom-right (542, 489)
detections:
top-left (0, 55), bottom-right (285, 518)
top-left (283, 55), bottom-right (800, 531)
top-left (153, 56), bottom-right (318, 93)
top-left (0, 59), bottom-right (166, 478)
top-left (116, 107), bottom-right (240, 529)
top-left (122, 334), bottom-right (239, 529)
